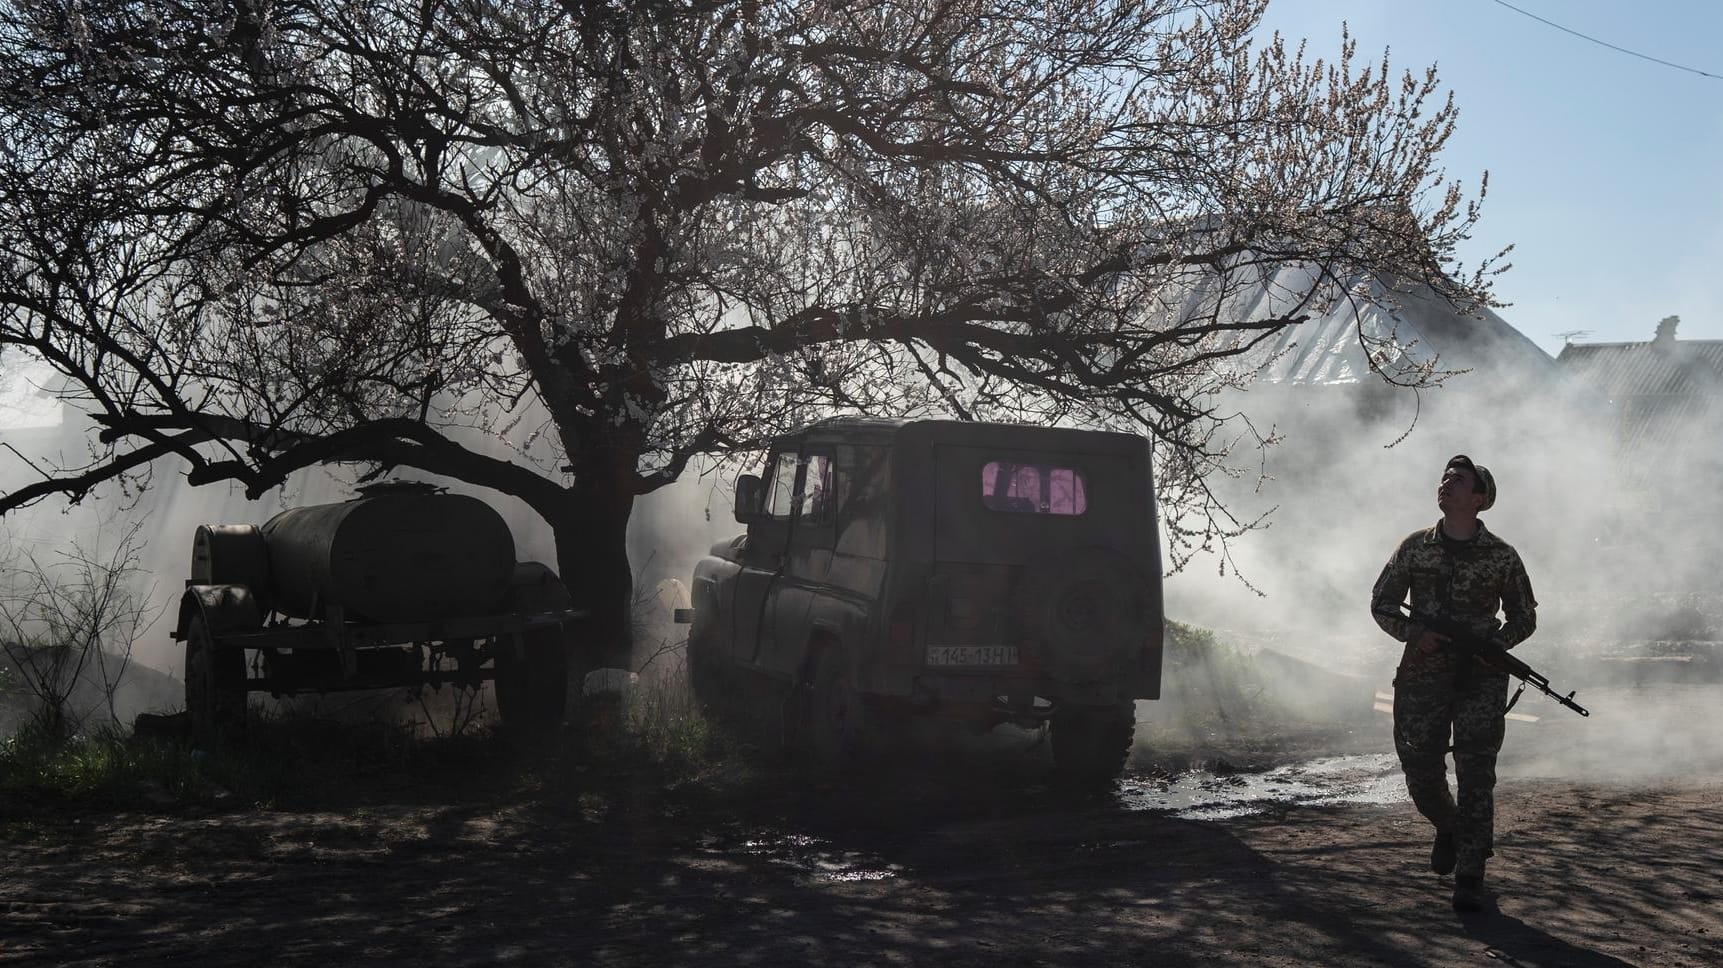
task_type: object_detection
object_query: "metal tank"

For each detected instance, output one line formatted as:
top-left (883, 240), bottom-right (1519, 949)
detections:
top-left (259, 483), bottom-right (517, 623)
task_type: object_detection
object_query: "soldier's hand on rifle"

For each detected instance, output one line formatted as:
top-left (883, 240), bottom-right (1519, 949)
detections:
top-left (1413, 628), bottom-right (1450, 655)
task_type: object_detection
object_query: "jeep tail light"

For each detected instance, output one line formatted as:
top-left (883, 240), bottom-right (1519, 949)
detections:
top-left (1145, 619), bottom-right (1165, 653)
top-left (889, 620), bottom-right (913, 647)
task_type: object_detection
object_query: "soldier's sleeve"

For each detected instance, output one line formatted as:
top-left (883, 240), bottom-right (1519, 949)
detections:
top-left (1370, 542), bottom-right (1418, 643)
top-left (1498, 548), bottom-right (1538, 649)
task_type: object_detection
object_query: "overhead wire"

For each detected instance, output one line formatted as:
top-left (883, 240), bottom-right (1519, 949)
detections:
top-left (1489, 0), bottom-right (1723, 81)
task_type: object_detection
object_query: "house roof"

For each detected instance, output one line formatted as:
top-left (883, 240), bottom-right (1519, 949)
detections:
top-left (1556, 337), bottom-right (1723, 401)
top-left (1177, 263), bottom-right (1558, 387)
top-left (1556, 327), bottom-right (1723, 460)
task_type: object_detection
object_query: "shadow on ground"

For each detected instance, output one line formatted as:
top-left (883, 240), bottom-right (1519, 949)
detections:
top-left (5, 739), bottom-right (1709, 968)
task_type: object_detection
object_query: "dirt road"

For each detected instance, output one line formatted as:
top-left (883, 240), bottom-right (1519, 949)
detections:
top-left (4, 686), bottom-right (1720, 967)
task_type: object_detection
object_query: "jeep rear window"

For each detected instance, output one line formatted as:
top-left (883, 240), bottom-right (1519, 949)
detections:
top-left (980, 461), bottom-right (1087, 515)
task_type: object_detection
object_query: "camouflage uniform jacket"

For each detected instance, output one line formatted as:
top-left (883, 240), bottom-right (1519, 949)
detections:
top-left (1371, 520), bottom-right (1538, 683)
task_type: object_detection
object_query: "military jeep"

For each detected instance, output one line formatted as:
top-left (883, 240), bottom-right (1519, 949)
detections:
top-left (680, 417), bottom-right (1164, 785)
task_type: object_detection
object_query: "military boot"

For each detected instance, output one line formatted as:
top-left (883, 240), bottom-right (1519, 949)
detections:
top-left (1430, 828), bottom-right (1456, 876)
top-left (1452, 874), bottom-right (1486, 914)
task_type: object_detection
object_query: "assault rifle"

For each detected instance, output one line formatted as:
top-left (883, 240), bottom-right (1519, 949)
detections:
top-left (1383, 603), bottom-right (1591, 717)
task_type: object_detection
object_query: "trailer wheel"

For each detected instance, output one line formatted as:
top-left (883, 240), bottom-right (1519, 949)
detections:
top-left (1050, 703), bottom-right (1135, 790)
top-left (184, 613), bottom-right (247, 741)
top-left (495, 563), bottom-right (572, 739)
top-left (494, 629), bottom-right (568, 738)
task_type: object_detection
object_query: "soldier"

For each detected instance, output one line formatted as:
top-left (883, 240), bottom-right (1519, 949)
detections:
top-left (1370, 455), bottom-right (1537, 914)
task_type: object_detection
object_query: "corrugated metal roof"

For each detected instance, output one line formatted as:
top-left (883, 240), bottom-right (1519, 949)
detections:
top-left (1556, 336), bottom-right (1723, 478)
top-left (1556, 338), bottom-right (1723, 400)
top-left (1165, 263), bottom-right (1558, 386)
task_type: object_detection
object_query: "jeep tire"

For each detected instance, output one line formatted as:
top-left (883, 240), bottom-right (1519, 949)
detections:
top-left (798, 646), bottom-right (867, 770)
top-left (685, 602), bottom-right (724, 713)
top-left (1050, 703), bottom-right (1135, 789)
top-left (1015, 547), bottom-right (1148, 684)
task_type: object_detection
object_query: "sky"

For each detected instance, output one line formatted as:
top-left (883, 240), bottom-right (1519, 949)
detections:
top-left (1259, 0), bottom-right (1723, 356)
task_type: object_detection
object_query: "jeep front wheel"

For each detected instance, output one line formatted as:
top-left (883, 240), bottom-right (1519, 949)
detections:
top-left (686, 615), bottom-right (724, 713)
top-left (1050, 703), bottom-right (1135, 789)
top-left (798, 647), bottom-right (867, 770)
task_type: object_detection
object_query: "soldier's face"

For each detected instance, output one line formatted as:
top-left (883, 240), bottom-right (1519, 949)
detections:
top-left (1437, 467), bottom-right (1486, 514)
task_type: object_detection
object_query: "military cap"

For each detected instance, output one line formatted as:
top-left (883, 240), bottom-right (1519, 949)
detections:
top-left (1446, 454), bottom-right (1496, 511)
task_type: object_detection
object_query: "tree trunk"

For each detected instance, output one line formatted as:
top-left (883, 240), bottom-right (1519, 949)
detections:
top-left (551, 479), bottom-right (637, 679)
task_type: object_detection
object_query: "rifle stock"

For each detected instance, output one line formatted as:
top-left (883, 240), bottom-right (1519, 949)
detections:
top-left (1383, 603), bottom-right (1591, 717)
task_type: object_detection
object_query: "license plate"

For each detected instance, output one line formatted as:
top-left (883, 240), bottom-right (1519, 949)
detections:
top-left (925, 645), bottom-right (1019, 666)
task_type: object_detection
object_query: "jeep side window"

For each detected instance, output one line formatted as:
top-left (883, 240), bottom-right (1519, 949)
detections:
top-left (797, 453), bottom-right (835, 525)
top-left (834, 444), bottom-right (889, 559)
top-left (981, 460), bottom-right (1088, 515)
top-left (763, 453), bottom-right (798, 521)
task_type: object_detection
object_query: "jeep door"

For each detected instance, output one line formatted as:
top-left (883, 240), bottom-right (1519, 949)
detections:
top-left (728, 447), bottom-right (798, 665)
top-left (752, 448), bottom-right (837, 672)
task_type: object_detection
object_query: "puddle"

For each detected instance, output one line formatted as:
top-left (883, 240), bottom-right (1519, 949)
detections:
top-left (714, 755), bottom-right (1409, 879)
top-left (1117, 753), bottom-right (1406, 819)
top-left (736, 831), bottom-right (902, 883)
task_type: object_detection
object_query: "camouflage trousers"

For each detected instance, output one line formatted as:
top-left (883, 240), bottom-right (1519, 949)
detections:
top-left (1392, 669), bottom-right (1509, 878)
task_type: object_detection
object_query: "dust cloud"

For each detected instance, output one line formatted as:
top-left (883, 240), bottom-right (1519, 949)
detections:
top-left (7, 331), bottom-right (1722, 789)
top-left (1156, 355), bottom-right (1723, 785)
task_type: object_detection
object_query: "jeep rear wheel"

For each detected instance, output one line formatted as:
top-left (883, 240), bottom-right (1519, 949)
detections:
top-left (1050, 703), bottom-right (1135, 790)
top-left (184, 614), bottom-right (247, 742)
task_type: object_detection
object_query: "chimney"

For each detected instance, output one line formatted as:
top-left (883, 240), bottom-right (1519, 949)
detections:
top-left (1654, 315), bottom-right (1680, 344)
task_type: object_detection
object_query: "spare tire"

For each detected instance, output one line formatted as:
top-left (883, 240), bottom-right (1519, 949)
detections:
top-left (1013, 546), bottom-right (1150, 684)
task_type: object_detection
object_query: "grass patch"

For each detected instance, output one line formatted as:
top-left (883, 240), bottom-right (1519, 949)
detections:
top-left (1162, 618), bottom-right (1260, 724)
top-left (553, 668), bottom-right (750, 800)
top-left (0, 666), bottom-right (747, 821)
top-left (1, 722), bottom-right (240, 811)
top-left (618, 671), bottom-right (731, 767)
top-left (0, 709), bottom-right (538, 816)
